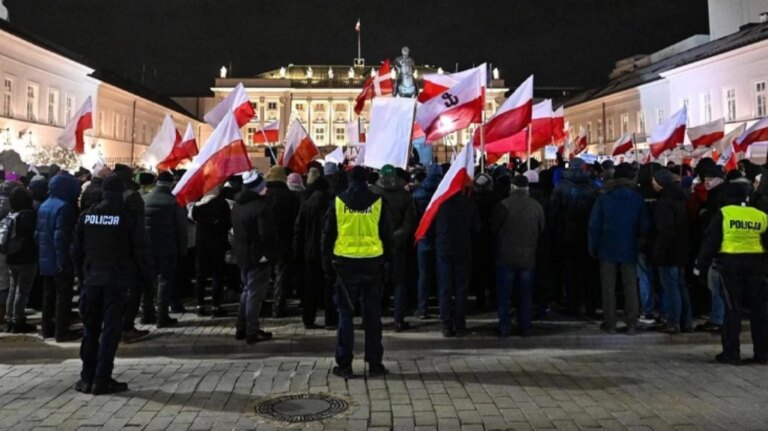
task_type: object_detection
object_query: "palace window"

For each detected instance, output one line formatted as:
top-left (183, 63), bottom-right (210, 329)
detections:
top-left (637, 110), bottom-right (646, 136)
top-left (295, 103), bottom-right (305, 111)
top-left (65, 95), bottom-right (75, 123)
top-left (334, 103), bottom-right (346, 113)
top-left (247, 126), bottom-right (257, 145)
top-left (267, 102), bottom-right (278, 110)
top-left (113, 113), bottom-right (120, 139)
top-left (756, 81), bottom-right (766, 117)
top-left (620, 113), bottom-right (629, 135)
top-left (47, 89), bottom-right (59, 125)
top-left (123, 117), bottom-right (129, 141)
top-left (335, 126), bottom-right (345, 142)
top-left (314, 126), bottom-right (325, 142)
top-left (702, 92), bottom-right (712, 123)
top-left (26, 84), bottom-right (38, 122)
top-left (606, 118), bottom-right (614, 141)
top-left (725, 88), bottom-right (736, 121)
top-left (141, 122), bottom-right (147, 144)
top-left (656, 108), bottom-right (665, 125)
top-left (314, 104), bottom-right (326, 112)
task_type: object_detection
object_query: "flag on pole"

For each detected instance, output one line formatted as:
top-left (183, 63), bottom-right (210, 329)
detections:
top-left (204, 82), bottom-right (255, 128)
top-left (141, 114), bottom-right (181, 170)
top-left (355, 19), bottom-right (360, 32)
top-left (611, 133), bottom-right (634, 156)
top-left (180, 123), bottom-right (199, 159)
top-left (687, 118), bottom-right (724, 149)
top-left (712, 123), bottom-right (746, 159)
top-left (354, 60), bottom-right (393, 115)
top-left (253, 119), bottom-right (280, 143)
top-left (280, 119), bottom-right (320, 174)
top-left (572, 127), bottom-right (588, 158)
top-left (414, 142), bottom-right (474, 243)
top-left (415, 64), bottom-right (486, 144)
top-left (418, 68), bottom-right (478, 103)
top-left (57, 96), bottom-right (92, 154)
top-left (363, 97), bottom-right (416, 169)
top-left (649, 106), bottom-right (687, 159)
top-left (472, 75), bottom-right (533, 147)
top-left (484, 99), bottom-right (553, 154)
top-left (733, 116), bottom-right (768, 153)
top-left (173, 112), bottom-right (252, 206)
top-left (552, 105), bottom-right (566, 144)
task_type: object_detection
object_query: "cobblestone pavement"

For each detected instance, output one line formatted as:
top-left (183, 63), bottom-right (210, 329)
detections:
top-left (1, 308), bottom-right (767, 430)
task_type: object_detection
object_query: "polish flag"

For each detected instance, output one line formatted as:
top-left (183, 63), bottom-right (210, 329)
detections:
top-left (57, 96), bottom-right (92, 154)
top-left (173, 112), bottom-right (252, 206)
top-left (484, 99), bottom-right (553, 154)
top-left (159, 122), bottom-right (199, 171)
top-left (418, 68), bottom-right (477, 103)
top-left (414, 142), bottom-right (474, 243)
top-left (571, 128), bottom-right (588, 158)
top-left (412, 121), bottom-right (425, 140)
top-left (473, 75), bottom-right (533, 147)
top-left (141, 115), bottom-right (179, 170)
top-left (717, 142), bottom-right (740, 172)
top-left (687, 118), bottom-right (724, 149)
top-left (713, 123), bottom-right (746, 157)
top-left (611, 133), bottom-right (634, 156)
top-left (649, 106), bottom-right (687, 159)
top-left (253, 119), bottom-right (280, 144)
top-left (354, 60), bottom-right (393, 115)
top-left (552, 106), bottom-right (567, 143)
top-left (355, 19), bottom-right (361, 32)
top-left (279, 119), bottom-right (320, 174)
top-left (416, 64), bottom-right (486, 144)
top-left (204, 82), bottom-right (255, 128)
top-left (733, 116), bottom-right (768, 153)
top-left (178, 122), bottom-right (199, 158)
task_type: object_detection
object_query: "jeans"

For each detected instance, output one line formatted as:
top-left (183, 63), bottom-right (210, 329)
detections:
top-left (236, 264), bottom-right (270, 337)
top-left (637, 254), bottom-right (655, 316)
top-left (334, 258), bottom-right (384, 368)
top-left (658, 266), bottom-right (692, 329)
top-left (496, 265), bottom-right (534, 335)
top-left (42, 271), bottom-right (74, 337)
top-left (708, 266), bottom-right (725, 325)
top-left (391, 250), bottom-right (408, 323)
top-left (600, 261), bottom-right (639, 329)
top-left (196, 252), bottom-right (225, 308)
top-left (416, 242), bottom-right (435, 315)
top-left (436, 254), bottom-right (468, 331)
top-left (5, 263), bottom-right (37, 324)
top-left (79, 282), bottom-right (126, 383)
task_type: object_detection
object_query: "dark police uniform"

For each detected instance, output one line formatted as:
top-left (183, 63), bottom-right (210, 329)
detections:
top-left (72, 179), bottom-right (150, 394)
top-left (697, 204), bottom-right (768, 364)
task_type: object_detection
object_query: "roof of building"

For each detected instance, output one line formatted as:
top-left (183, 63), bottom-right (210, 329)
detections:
top-left (0, 19), bottom-right (196, 119)
top-left (565, 22), bottom-right (768, 108)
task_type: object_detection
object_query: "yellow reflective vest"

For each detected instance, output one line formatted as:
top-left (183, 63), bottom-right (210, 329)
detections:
top-left (333, 197), bottom-right (384, 258)
top-left (720, 205), bottom-right (767, 254)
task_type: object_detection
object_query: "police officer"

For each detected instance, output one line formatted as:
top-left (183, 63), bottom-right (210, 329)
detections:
top-left (322, 166), bottom-right (393, 379)
top-left (72, 175), bottom-right (151, 394)
top-left (697, 203), bottom-right (768, 365)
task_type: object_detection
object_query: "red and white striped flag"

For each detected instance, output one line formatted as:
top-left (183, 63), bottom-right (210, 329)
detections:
top-left (416, 64), bottom-right (486, 144)
top-left (733, 116), bottom-right (768, 153)
top-left (253, 119), bottom-right (280, 144)
top-left (649, 106), bottom-right (687, 159)
top-left (354, 60), bottom-right (393, 115)
top-left (687, 118), bottom-right (724, 149)
top-left (173, 112), bottom-right (252, 206)
top-left (552, 105), bottom-right (566, 144)
top-left (418, 68), bottom-right (478, 103)
top-left (142, 114), bottom-right (180, 170)
top-left (484, 99), bottom-right (553, 155)
top-left (280, 119), bottom-right (320, 174)
top-left (414, 142), bottom-right (474, 243)
top-left (571, 127), bottom-right (588, 158)
top-left (611, 133), bottom-right (634, 156)
top-left (57, 96), bottom-right (92, 154)
top-left (204, 82), bottom-right (255, 128)
top-left (473, 75), bottom-right (533, 147)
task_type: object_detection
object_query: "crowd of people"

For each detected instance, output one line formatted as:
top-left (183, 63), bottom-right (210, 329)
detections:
top-left (0, 151), bottom-right (767, 391)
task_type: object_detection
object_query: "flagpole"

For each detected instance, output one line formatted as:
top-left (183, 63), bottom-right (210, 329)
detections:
top-left (258, 127), bottom-right (278, 164)
top-left (357, 19), bottom-right (361, 65)
top-left (632, 133), bottom-right (638, 161)
top-left (479, 120), bottom-right (486, 174)
top-left (526, 125), bottom-right (532, 170)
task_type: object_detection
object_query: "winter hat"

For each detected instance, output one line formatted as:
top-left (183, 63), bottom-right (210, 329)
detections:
top-left (569, 158), bottom-right (586, 170)
top-left (113, 164), bottom-right (133, 181)
top-left (95, 166), bottom-right (112, 179)
top-left (523, 169), bottom-right (539, 184)
top-left (31, 174), bottom-right (46, 183)
top-left (350, 165), bottom-right (368, 182)
top-left (287, 173), bottom-right (304, 192)
top-left (324, 161), bottom-right (339, 176)
top-left (102, 175), bottom-right (125, 193)
top-left (510, 175), bottom-right (529, 189)
top-left (157, 171), bottom-right (174, 187)
top-left (307, 167), bottom-right (321, 185)
top-left (380, 164), bottom-right (396, 178)
top-left (138, 171), bottom-right (156, 186)
top-left (266, 166), bottom-right (287, 183)
top-left (652, 169), bottom-right (676, 188)
top-left (242, 170), bottom-right (267, 194)
top-left (473, 173), bottom-right (493, 193)
top-left (614, 163), bottom-right (635, 180)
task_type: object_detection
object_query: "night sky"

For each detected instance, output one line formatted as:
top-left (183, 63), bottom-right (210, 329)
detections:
top-left (5, 0), bottom-right (709, 96)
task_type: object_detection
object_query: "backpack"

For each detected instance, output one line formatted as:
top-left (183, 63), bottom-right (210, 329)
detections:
top-left (0, 211), bottom-right (24, 255)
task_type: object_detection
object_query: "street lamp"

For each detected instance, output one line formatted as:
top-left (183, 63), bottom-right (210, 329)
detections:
top-left (279, 66), bottom-right (286, 78)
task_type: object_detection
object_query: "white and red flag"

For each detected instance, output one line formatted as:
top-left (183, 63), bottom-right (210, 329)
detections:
top-left (173, 112), bottom-right (252, 206)
top-left (484, 99), bottom-right (553, 155)
top-left (177, 123), bottom-right (199, 161)
top-left (57, 96), bottom-right (92, 154)
top-left (280, 119), bottom-right (320, 174)
top-left (611, 133), bottom-right (634, 156)
top-left (253, 119), bottom-right (280, 144)
top-left (346, 120), bottom-right (365, 146)
top-left (571, 127), bottom-right (588, 158)
top-left (204, 82), bottom-right (255, 128)
top-left (141, 115), bottom-right (181, 171)
top-left (473, 75), bottom-right (533, 147)
top-left (414, 142), bottom-right (474, 243)
top-left (354, 60), bottom-right (393, 115)
top-left (552, 105), bottom-right (567, 144)
top-left (687, 118), bottom-right (724, 149)
top-left (733, 116), bottom-right (768, 153)
top-left (416, 64), bottom-right (486, 144)
top-left (649, 106), bottom-right (687, 159)
top-left (418, 68), bottom-right (477, 103)
top-left (160, 122), bottom-right (199, 171)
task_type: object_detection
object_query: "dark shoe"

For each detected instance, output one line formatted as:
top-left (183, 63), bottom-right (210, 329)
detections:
top-left (92, 378), bottom-right (128, 395)
top-left (368, 363), bottom-right (388, 377)
top-left (140, 313), bottom-right (157, 325)
top-left (661, 324), bottom-right (680, 334)
top-left (600, 323), bottom-right (617, 334)
top-left (170, 303), bottom-right (187, 314)
top-left (454, 328), bottom-right (467, 337)
top-left (235, 329), bottom-right (245, 340)
top-left (246, 330), bottom-right (273, 345)
top-left (415, 311), bottom-right (430, 320)
top-left (55, 329), bottom-right (82, 343)
top-left (211, 307), bottom-right (228, 318)
top-left (442, 329), bottom-right (455, 338)
top-left (742, 357), bottom-right (768, 365)
top-left (332, 365), bottom-right (354, 380)
top-left (715, 353), bottom-right (742, 365)
top-left (195, 306), bottom-right (208, 317)
top-left (695, 321), bottom-right (721, 333)
top-left (41, 328), bottom-right (55, 339)
top-left (74, 379), bottom-right (92, 394)
top-left (122, 328), bottom-right (150, 344)
top-left (12, 322), bottom-right (37, 334)
top-left (304, 323), bottom-right (323, 330)
top-left (156, 316), bottom-right (178, 328)
top-left (4, 322), bottom-right (12, 333)
top-left (394, 321), bottom-right (411, 333)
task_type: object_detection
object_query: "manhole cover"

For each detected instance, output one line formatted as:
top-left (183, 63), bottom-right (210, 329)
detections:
top-left (256, 393), bottom-right (349, 423)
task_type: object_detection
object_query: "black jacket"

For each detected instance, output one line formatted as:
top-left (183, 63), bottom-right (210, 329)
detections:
top-left (550, 168), bottom-right (599, 245)
top-left (294, 188), bottom-right (332, 262)
top-left (697, 209), bottom-right (768, 274)
top-left (321, 180), bottom-right (394, 262)
top-left (143, 185), bottom-right (187, 258)
top-left (490, 190), bottom-right (545, 269)
top-left (191, 194), bottom-right (231, 257)
top-left (6, 209), bottom-right (37, 265)
top-left (371, 177), bottom-right (417, 250)
top-left (265, 181), bottom-right (300, 254)
top-left (434, 193), bottom-right (482, 258)
top-left (652, 184), bottom-right (689, 266)
top-left (231, 189), bottom-right (279, 268)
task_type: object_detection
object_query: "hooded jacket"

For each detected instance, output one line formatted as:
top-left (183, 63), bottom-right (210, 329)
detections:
top-left (588, 178), bottom-right (650, 263)
top-left (143, 184), bottom-right (187, 258)
top-left (371, 176), bottom-right (416, 250)
top-left (294, 182), bottom-right (333, 262)
top-left (36, 173), bottom-right (80, 275)
top-left (231, 188), bottom-right (279, 268)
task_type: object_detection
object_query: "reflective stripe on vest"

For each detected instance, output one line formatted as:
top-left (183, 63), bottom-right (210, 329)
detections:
top-left (333, 197), bottom-right (383, 258)
top-left (720, 205), bottom-right (767, 254)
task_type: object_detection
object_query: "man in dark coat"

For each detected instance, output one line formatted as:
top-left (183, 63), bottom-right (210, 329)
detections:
top-left (4, 188), bottom-right (37, 333)
top-left (652, 169), bottom-right (691, 333)
top-left (371, 164), bottom-right (416, 332)
top-left (490, 175), bottom-right (545, 337)
top-left (231, 170), bottom-right (279, 344)
top-left (143, 171), bottom-right (187, 328)
top-left (191, 186), bottom-right (231, 317)
top-left (264, 166), bottom-right (300, 317)
top-left (412, 164), bottom-right (442, 319)
top-left (589, 164), bottom-right (651, 334)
